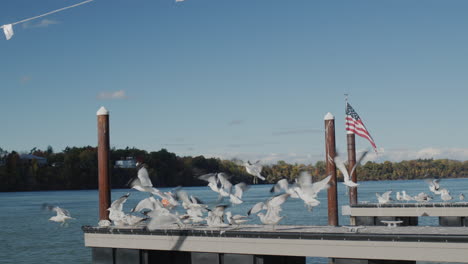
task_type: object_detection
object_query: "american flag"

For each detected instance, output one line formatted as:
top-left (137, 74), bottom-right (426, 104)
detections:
top-left (345, 102), bottom-right (377, 152)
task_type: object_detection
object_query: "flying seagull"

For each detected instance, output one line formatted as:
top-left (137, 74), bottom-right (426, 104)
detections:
top-left (244, 160), bottom-right (266, 181)
top-left (42, 204), bottom-right (74, 226)
top-left (128, 163), bottom-right (165, 198)
top-left (376, 191), bottom-right (392, 204)
top-left (334, 155), bottom-right (358, 188)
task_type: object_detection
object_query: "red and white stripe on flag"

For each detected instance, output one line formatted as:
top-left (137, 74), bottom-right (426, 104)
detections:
top-left (345, 103), bottom-right (377, 152)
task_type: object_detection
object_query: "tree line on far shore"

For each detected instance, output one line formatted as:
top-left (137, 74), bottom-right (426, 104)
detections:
top-left (1, 146), bottom-right (468, 192)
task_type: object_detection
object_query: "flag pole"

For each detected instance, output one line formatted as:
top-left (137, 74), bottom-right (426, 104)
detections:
top-left (345, 95), bottom-right (358, 206)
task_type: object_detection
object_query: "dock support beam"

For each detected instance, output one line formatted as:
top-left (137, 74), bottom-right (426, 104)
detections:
top-left (347, 133), bottom-right (357, 205)
top-left (324, 113), bottom-right (338, 226)
top-left (97, 106), bottom-right (111, 221)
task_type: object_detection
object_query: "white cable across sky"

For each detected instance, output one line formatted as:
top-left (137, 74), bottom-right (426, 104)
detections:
top-left (1, 0), bottom-right (94, 40)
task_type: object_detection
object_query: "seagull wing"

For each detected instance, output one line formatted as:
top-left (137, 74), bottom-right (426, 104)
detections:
top-left (334, 156), bottom-right (350, 182)
top-left (271, 179), bottom-right (289, 193)
top-left (212, 205), bottom-right (228, 217)
top-left (267, 193), bottom-right (290, 208)
top-left (311, 175), bottom-right (331, 195)
top-left (138, 167), bottom-right (153, 187)
top-left (349, 150), bottom-right (369, 176)
top-left (382, 191), bottom-right (392, 201)
top-left (131, 196), bottom-right (157, 212)
top-left (233, 182), bottom-right (249, 198)
top-left (247, 202), bottom-right (265, 215)
top-left (110, 193), bottom-right (130, 211)
top-left (147, 213), bottom-right (183, 230)
top-left (198, 173), bottom-right (218, 185)
top-left (217, 173), bottom-right (233, 193)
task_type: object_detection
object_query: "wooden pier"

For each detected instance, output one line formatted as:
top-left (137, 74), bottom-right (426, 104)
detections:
top-left (83, 224), bottom-right (468, 263)
top-left (343, 202), bottom-right (468, 226)
top-left (86, 108), bottom-right (468, 264)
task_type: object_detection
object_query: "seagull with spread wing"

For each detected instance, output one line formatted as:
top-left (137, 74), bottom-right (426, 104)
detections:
top-left (244, 160), bottom-right (266, 181)
top-left (42, 204), bottom-right (74, 226)
top-left (291, 172), bottom-right (331, 210)
top-left (128, 163), bottom-right (165, 198)
top-left (248, 193), bottom-right (290, 229)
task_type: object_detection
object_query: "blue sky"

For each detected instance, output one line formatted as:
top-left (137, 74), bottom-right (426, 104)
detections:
top-left (2, 0), bottom-right (468, 164)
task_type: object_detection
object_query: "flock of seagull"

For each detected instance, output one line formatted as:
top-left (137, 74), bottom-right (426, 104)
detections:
top-left (42, 151), bottom-right (465, 229)
top-left (100, 161), bottom-right (334, 230)
top-left (374, 179), bottom-right (465, 204)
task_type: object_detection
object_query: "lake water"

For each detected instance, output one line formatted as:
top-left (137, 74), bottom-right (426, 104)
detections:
top-left (1, 178), bottom-right (468, 264)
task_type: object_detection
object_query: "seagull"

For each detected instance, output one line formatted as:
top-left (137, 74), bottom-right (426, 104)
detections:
top-left (108, 193), bottom-right (130, 226)
top-left (401, 190), bottom-right (414, 202)
top-left (175, 189), bottom-right (208, 224)
top-left (349, 150), bottom-right (370, 177)
top-left (291, 172), bottom-right (331, 210)
top-left (225, 211), bottom-right (249, 226)
top-left (146, 211), bottom-right (185, 230)
top-left (334, 155), bottom-right (358, 188)
top-left (131, 196), bottom-right (170, 215)
top-left (206, 205), bottom-right (229, 227)
top-left (440, 189), bottom-right (453, 202)
top-left (216, 173), bottom-right (233, 197)
top-left (128, 163), bottom-right (164, 198)
top-left (248, 193), bottom-right (290, 229)
top-left (459, 193), bottom-right (465, 201)
top-left (426, 179), bottom-right (443, 195)
top-left (413, 192), bottom-right (432, 203)
top-left (376, 191), bottom-right (393, 204)
top-left (270, 179), bottom-right (299, 198)
top-left (229, 182), bottom-right (249, 205)
top-left (396, 191), bottom-right (403, 202)
top-left (198, 173), bottom-right (222, 194)
top-left (42, 204), bottom-right (74, 226)
top-left (244, 160), bottom-right (266, 181)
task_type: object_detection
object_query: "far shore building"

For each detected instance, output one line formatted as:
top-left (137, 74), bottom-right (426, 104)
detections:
top-left (115, 157), bottom-right (137, 169)
top-left (19, 154), bottom-right (48, 166)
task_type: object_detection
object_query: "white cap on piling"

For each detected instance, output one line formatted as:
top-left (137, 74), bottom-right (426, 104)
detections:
top-left (324, 112), bottom-right (334, 120)
top-left (96, 106), bottom-right (109, 116)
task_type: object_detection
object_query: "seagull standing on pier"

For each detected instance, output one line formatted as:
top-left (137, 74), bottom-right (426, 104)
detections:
top-left (459, 193), bottom-right (465, 201)
top-left (396, 191), bottom-right (403, 201)
top-left (413, 192), bottom-right (432, 203)
top-left (42, 204), bottom-right (74, 226)
top-left (401, 191), bottom-right (414, 202)
top-left (440, 189), bottom-right (453, 202)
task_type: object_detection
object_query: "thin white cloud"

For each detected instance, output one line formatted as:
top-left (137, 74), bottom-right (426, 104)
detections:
top-left (228, 120), bottom-right (243, 126)
top-left (97, 90), bottom-right (127, 100)
top-left (365, 147), bottom-right (468, 163)
top-left (23, 19), bottom-right (60, 29)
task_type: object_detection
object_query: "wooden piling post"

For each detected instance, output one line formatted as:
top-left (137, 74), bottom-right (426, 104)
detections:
top-left (97, 106), bottom-right (111, 221)
top-left (324, 113), bottom-right (338, 226)
top-left (347, 133), bottom-right (357, 205)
